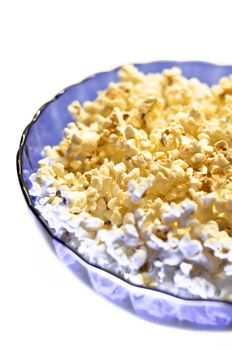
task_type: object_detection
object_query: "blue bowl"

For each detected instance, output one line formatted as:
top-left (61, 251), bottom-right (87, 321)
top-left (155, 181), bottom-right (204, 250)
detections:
top-left (17, 61), bottom-right (232, 329)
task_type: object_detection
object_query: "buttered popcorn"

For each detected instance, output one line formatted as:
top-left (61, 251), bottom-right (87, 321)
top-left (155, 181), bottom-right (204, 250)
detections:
top-left (30, 65), bottom-right (232, 301)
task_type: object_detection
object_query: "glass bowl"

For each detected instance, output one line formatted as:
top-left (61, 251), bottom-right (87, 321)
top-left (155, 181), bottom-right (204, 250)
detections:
top-left (17, 61), bottom-right (232, 329)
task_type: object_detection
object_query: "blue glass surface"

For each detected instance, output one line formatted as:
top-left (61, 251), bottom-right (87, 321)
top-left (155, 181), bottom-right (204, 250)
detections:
top-left (17, 61), bottom-right (232, 329)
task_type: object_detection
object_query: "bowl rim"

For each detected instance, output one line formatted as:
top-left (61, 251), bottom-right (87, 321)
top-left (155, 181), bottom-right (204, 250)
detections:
top-left (16, 60), bottom-right (232, 306)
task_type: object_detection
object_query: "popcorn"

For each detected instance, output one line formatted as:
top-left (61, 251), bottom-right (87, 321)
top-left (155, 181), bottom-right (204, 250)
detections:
top-left (129, 248), bottom-right (147, 271)
top-left (29, 65), bottom-right (232, 302)
top-left (204, 234), bottom-right (232, 261)
top-left (161, 200), bottom-right (196, 227)
top-left (82, 217), bottom-right (104, 231)
top-left (224, 264), bottom-right (232, 276)
top-left (179, 234), bottom-right (203, 259)
top-left (62, 191), bottom-right (87, 212)
top-left (180, 262), bottom-right (193, 276)
top-left (111, 210), bottom-right (123, 226)
top-left (123, 213), bottom-right (135, 225)
top-left (124, 224), bottom-right (139, 237)
top-left (162, 249), bottom-right (183, 266)
top-left (128, 175), bottom-right (154, 203)
top-left (113, 162), bottom-right (126, 175)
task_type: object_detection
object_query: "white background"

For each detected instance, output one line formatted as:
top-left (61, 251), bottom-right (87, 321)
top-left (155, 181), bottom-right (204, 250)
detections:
top-left (1, 0), bottom-right (232, 349)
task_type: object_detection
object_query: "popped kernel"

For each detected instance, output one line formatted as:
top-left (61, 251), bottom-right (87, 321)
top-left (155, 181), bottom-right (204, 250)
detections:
top-left (82, 217), bottom-right (104, 231)
top-left (29, 65), bottom-right (232, 301)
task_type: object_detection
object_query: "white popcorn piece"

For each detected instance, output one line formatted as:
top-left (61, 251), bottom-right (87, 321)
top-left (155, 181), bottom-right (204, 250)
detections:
top-left (179, 234), bottom-right (203, 259)
top-left (174, 271), bottom-right (192, 290)
top-left (161, 200), bottom-right (196, 227)
top-left (128, 176), bottom-right (153, 203)
top-left (224, 264), bottom-right (232, 276)
top-left (162, 250), bottom-right (183, 266)
top-left (154, 260), bottom-right (163, 268)
top-left (78, 238), bottom-right (103, 263)
top-left (124, 224), bottom-right (139, 237)
top-left (97, 228), bottom-right (125, 245)
top-left (126, 273), bottom-right (144, 286)
top-left (204, 235), bottom-right (232, 261)
top-left (29, 181), bottom-right (42, 197)
top-left (29, 173), bottom-right (55, 198)
top-left (82, 217), bottom-right (104, 231)
top-left (106, 245), bottom-right (130, 268)
top-left (74, 227), bottom-right (88, 240)
top-left (129, 248), bottom-right (147, 271)
top-left (188, 277), bottom-right (216, 299)
top-left (180, 262), bottom-right (193, 275)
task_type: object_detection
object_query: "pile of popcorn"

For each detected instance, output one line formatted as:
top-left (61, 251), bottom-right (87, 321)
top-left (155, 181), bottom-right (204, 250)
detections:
top-left (30, 65), bottom-right (232, 301)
